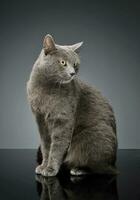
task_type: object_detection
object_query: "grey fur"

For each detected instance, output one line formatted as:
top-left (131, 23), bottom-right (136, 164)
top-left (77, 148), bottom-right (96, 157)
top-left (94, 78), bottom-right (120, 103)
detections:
top-left (27, 34), bottom-right (117, 176)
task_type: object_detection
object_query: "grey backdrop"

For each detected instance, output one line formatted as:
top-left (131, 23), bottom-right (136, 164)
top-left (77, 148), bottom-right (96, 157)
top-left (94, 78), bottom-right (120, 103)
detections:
top-left (0, 0), bottom-right (139, 148)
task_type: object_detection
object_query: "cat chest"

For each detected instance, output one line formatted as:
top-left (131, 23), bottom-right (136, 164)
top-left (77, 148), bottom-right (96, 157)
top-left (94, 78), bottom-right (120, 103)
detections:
top-left (30, 93), bottom-right (57, 114)
top-left (28, 85), bottom-right (77, 117)
top-left (29, 91), bottom-right (70, 115)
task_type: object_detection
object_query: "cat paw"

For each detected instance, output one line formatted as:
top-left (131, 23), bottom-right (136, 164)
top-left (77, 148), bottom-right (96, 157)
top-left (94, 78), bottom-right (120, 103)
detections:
top-left (41, 167), bottom-right (58, 177)
top-left (70, 168), bottom-right (88, 176)
top-left (35, 164), bottom-right (46, 174)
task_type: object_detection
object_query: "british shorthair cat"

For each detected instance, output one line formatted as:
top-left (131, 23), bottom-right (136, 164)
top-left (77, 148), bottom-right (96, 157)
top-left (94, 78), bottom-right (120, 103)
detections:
top-left (27, 34), bottom-right (117, 176)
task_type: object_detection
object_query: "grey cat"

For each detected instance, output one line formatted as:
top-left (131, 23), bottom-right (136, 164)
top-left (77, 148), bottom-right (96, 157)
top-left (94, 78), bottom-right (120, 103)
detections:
top-left (27, 34), bottom-right (117, 177)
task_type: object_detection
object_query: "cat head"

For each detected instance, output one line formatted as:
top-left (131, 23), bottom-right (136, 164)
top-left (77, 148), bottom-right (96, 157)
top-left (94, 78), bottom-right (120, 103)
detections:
top-left (37, 34), bottom-right (83, 84)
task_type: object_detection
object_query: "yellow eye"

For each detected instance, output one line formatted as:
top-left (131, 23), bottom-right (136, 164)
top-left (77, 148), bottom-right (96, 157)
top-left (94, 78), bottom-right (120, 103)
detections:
top-left (60, 60), bottom-right (66, 66)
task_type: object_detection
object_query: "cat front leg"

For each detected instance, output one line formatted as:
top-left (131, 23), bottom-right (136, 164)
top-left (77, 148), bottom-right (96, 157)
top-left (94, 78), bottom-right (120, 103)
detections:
top-left (35, 138), bottom-right (50, 174)
top-left (35, 113), bottom-right (51, 174)
top-left (41, 115), bottom-right (74, 177)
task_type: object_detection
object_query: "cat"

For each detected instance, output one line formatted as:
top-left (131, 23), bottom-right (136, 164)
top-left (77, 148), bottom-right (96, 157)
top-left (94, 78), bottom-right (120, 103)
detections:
top-left (27, 34), bottom-right (117, 177)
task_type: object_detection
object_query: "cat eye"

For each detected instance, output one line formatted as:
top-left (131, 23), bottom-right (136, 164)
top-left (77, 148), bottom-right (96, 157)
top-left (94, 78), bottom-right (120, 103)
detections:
top-left (60, 60), bottom-right (67, 66)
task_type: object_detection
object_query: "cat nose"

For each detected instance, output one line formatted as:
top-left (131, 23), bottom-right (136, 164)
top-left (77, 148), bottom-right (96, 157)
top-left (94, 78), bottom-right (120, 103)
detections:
top-left (70, 72), bottom-right (75, 76)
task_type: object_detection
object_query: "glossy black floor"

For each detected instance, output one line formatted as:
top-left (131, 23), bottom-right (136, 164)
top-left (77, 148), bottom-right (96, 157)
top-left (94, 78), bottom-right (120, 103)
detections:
top-left (0, 150), bottom-right (139, 200)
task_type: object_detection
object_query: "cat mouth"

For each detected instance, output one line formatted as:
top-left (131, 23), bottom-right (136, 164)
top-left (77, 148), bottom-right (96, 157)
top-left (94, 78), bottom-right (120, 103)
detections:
top-left (61, 75), bottom-right (75, 84)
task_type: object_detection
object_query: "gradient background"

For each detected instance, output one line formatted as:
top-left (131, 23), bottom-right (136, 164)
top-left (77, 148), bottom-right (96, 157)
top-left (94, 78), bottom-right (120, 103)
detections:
top-left (0, 0), bottom-right (139, 148)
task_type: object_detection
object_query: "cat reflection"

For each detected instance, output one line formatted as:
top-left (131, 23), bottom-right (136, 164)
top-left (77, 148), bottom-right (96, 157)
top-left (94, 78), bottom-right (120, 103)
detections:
top-left (36, 174), bottom-right (118, 200)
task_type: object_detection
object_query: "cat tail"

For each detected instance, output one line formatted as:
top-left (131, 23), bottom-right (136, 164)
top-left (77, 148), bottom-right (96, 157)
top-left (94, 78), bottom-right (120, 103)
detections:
top-left (92, 165), bottom-right (120, 175)
top-left (37, 145), bottom-right (42, 165)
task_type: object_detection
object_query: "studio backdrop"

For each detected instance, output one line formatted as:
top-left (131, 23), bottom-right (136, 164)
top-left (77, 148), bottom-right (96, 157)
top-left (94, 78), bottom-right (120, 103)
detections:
top-left (0, 0), bottom-right (139, 148)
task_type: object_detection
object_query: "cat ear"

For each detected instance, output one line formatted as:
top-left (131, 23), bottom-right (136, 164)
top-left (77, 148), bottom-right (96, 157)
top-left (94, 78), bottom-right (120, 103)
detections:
top-left (43, 34), bottom-right (56, 54)
top-left (69, 42), bottom-right (83, 53)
